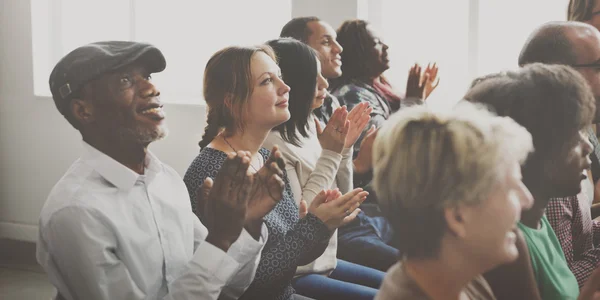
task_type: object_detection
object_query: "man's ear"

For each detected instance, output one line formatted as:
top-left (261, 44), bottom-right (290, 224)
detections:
top-left (444, 206), bottom-right (468, 238)
top-left (71, 97), bottom-right (95, 126)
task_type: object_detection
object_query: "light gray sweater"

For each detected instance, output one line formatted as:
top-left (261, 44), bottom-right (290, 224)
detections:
top-left (264, 116), bottom-right (353, 276)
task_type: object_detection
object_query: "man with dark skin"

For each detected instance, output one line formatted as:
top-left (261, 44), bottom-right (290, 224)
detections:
top-left (518, 21), bottom-right (600, 288)
top-left (36, 41), bottom-right (285, 300)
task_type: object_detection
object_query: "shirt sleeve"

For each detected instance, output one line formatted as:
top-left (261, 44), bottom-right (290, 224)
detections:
top-left (275, 133), bottom-right (343, 206)
top-left (42, 206), bottom-right (264, 300)
top-left (175, 216), bottom-right (267, 300)
top-left (546, 197), bottom-right (600, 288)
top-left (335, 147), bottom-right (354, 194)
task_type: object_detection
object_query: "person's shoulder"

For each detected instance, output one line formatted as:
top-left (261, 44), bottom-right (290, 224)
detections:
top-left (332, 81), bottom-right (377, 103)
top-left (183, 147), bottom-right (228, 184)
top-left (377, 262), bottom-right (430, 300)
top-left (41, 159), bottom-right (99, 215)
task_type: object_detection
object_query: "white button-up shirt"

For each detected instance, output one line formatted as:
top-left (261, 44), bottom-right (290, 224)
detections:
top-left (37, 142), bottom-right (267, 300)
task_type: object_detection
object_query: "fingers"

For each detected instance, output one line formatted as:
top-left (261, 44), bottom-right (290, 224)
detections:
top-left (267, 146), bottom-right (285, 172)
top-left (366, 125), bottom-right (377, 137)
top-left (355, 113), bottom-right (372, 133)
top-left (310, 190), bottom-right (329, 207)
top-left (314, 117), bottom-right (323, 135)
top-left (341, 208), bottom-right (361, 226)
top-left (348, 102), bottom-right (368, 120)
top-left (265, 173), bottom-right (285, 201)
top-left (196, 177), bottom-right (214, 213)
top-left (299, 199), bottom-right (308, 219)
top-left (348, 102), bottom-right (371, 126)
top-left (332, 188), bottom-right (364, 207)
top-left (342, 119), bottom-right (350, 136)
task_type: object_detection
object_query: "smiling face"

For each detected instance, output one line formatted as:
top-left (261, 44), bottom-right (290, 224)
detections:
top-left (243, 51), bottom-right (291, 130)
top-left (306, 21), bottom-right (343, 79)
top-left (365, 25), bottom-right (390, 76)
top-left (78, 62), bottom-right (167, 144)
top-left (452, 161), bottom-right (533, 271)
top-left (545, 130), bottom-right (594, 197)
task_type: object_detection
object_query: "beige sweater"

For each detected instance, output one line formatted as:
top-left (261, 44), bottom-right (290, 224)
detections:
top-left (264, 117), bottom-right (353, 276)
top-left (376, 262), bottom-right (497, 300)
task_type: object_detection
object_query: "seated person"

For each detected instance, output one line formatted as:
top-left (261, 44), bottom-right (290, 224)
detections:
top-left (279, 17), bottom-right (401, 272)
top-left (372, 101), bottom-right (535, 299)
top-left (465, 63), bottom-right (593, 300)
top-left (264, 38), bottom-right (385, 300)
top-left (36, 41), bottom-right (272, 300)
top-left (183, 45), bottom-right (367, 300)
top-left (518, 21), bottom-right (600, 287)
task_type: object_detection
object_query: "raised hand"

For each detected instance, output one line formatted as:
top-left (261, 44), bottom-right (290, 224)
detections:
top-left (344, 102), bottom-right (372, 148)
top-left (421, 62), bottom-right (440, 99)
top-left (308, 188), bottom-right (368, 231)
top-left (197, 151), bottom-right (253, 251)
top-left (245, 146), bottom-right (286, 235)
top-left (353, 125), bottom-right (378, 174)
top-left (405, 63), bottom-right (426, 99)
top-left (316, 106), bottom-right (349, 154)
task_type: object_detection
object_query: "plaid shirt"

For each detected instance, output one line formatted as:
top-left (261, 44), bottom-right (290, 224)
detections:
top-left (546, 192), bottom-right (600, 288)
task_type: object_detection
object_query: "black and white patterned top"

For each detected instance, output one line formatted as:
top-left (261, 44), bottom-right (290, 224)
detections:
top-left (183, 147), bottom-right (331, 300)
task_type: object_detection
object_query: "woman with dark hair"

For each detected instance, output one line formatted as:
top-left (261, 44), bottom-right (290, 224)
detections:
top-left (465, 63), bottom-right (596, 300)
top-left (264, 38), bottom-right (385, 300)
top-left (183, 45), bottom-right (368, 300)
top-left (330, 19), bottom-right (439, 128)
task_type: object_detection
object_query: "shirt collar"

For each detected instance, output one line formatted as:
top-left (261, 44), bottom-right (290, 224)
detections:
top-left (81, 141), bottom-right (163, 190)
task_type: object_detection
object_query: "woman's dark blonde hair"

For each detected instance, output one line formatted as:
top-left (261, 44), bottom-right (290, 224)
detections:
top-left (199, 45), bottom-right (276, 148)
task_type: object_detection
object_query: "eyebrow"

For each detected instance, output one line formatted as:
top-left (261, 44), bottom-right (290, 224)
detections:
top-left (257, 71), bottom-right (278, 82)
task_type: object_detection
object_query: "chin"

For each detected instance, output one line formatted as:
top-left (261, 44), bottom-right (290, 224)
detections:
top-left (497, 243), bottom-right (519, 265)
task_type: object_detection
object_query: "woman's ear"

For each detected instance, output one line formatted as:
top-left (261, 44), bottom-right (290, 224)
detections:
top-left (223, 93), bottom-right (233, 111)
top-left (444, 206), bottom-right (468, 238)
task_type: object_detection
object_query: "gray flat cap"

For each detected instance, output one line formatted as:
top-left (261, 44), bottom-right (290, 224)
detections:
top-left (49, 41), bottom-right (166, 115)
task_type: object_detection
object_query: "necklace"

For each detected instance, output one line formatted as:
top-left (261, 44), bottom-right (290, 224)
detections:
top-left (222, 136), bottom-right (262, 172)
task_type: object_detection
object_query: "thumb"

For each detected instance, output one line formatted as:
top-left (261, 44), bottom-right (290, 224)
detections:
top-left (311, 190), bottom-right (328, 208)
top-left (299, 199), bottom-right (308, 219)
top-left (366, 125), bottom-right (377, 136)
top-left (196, 177), bottom-right (213, 216)
top-left (314, 118), bottom-right (323, 135)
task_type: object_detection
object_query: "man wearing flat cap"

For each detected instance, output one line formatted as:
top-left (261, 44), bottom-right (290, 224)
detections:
top-left (36, 41), bottom-right (270, 300)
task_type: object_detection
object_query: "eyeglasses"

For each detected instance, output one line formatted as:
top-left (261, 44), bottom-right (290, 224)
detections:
top-left (571, 62), bottom-right (600, 68)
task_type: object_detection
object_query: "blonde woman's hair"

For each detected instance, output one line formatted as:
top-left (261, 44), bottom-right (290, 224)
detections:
top-left (372, 102), bottom-right (533, 259)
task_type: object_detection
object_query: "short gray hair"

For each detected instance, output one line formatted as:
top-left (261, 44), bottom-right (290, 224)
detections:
top-left (372, 102), bottom-right (533, 259)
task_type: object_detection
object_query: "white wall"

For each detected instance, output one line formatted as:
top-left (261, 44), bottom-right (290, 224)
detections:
top-left (0, 0), bottom-right (364, 242)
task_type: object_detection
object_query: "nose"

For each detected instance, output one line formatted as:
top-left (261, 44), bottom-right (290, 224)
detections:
top-left (333, 40), bottom-right (343, 54)
top-left (582, 134), bottom-right (593, 157)
top-left (518, 181), bottom-right (534, 210)
top-left (382, 42), bottom-right (389, 51)
top-left (319, 73), bottom-right (329, 90)
top-left (278, 77), bottom-right (291, 95)
top-left (140, 78), bottom-right (160, 98)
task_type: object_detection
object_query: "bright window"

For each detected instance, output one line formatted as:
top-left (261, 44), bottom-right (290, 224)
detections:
top-left (477, 0), bottom-right (568, 75)
top-left (380, 0), bottom-right (567, 108)
top-left (31, 0), bottom-right (292, 104)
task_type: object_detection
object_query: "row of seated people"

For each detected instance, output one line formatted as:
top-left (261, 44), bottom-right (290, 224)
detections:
top-left (34, 2), bottom-right (600, 299)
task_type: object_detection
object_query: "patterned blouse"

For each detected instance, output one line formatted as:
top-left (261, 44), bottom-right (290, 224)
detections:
top-left (183, 147), bottom-right (331, 300)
